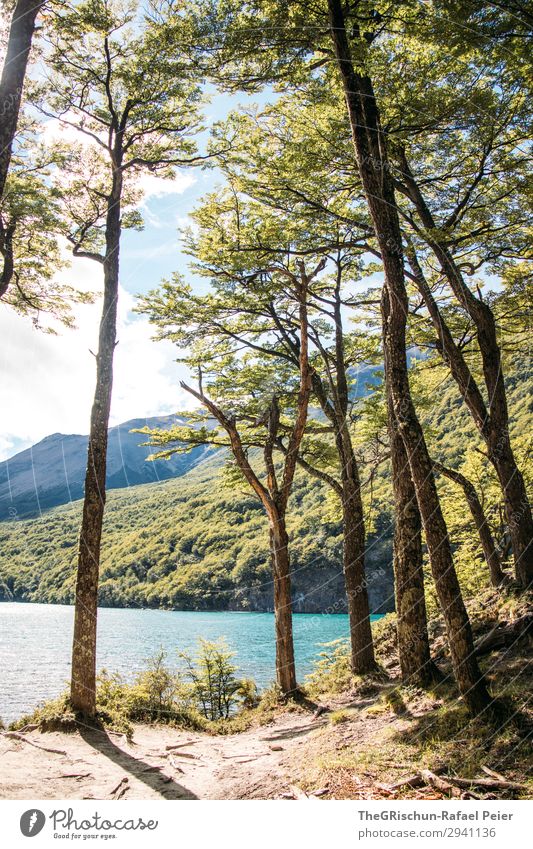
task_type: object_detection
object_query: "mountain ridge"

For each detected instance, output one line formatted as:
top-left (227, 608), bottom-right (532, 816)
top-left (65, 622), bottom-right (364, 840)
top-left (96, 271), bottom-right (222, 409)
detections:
top-left (0, 414), bottom-right (212, 521)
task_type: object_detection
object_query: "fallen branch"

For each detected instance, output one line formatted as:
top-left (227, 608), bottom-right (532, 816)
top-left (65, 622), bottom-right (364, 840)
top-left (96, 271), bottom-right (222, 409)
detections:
top-left (475, 614), bottom-right (532, 656)
top-left (388, 774), bottom-right (425, 791)
top-left (167, 750), bottom-right (199, 760)
top-left (0, 731), bottom-right (67, 756)
top-left (446, 776), bottom-right (528, 792)
top-left (288, 784), bottom-right (310, 800)
top-left (421, 770), bottom-right (462, 798)
top-left (482, 766), bottom-right (510, 782)
top-left (45, 772), bottom-right (91, 780)
top-left (109, 777), bottom-right (129, 800)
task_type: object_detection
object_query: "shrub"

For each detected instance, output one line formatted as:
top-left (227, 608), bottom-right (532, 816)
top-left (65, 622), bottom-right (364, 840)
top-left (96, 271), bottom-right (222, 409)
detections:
top-left (305, 639), bottom-right (352, 696)
top-left (179, 638), bottom-right (247, 720)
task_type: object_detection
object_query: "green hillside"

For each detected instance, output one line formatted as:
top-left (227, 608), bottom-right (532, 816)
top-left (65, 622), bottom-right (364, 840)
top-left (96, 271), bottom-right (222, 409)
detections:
top-left (0, 352), bottom-right (529, 615)
top-left (0, 448), bottom-right (394, 614)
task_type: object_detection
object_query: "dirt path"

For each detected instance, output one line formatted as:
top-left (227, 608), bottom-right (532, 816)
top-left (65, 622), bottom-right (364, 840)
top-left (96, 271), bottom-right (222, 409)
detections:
top-left (0, 713), bottom-right (328, 800)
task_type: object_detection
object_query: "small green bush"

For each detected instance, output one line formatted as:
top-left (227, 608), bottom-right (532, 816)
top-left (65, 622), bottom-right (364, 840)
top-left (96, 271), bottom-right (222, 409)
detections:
top-left (179, 638), bottom-right (252, 720)
top-left (305, 639), bottom-right (352, 696)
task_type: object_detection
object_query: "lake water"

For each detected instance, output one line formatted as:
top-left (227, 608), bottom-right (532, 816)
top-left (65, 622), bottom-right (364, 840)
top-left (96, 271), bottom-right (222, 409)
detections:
top-left (0, 602), bottom-right (382, 724)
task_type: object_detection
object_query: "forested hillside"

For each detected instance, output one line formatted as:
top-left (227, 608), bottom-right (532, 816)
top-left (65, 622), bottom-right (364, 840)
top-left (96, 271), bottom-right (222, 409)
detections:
top-left (0, 354), bottom-right (528, 614)
top-left (0, 446), bottom-right (394, 613)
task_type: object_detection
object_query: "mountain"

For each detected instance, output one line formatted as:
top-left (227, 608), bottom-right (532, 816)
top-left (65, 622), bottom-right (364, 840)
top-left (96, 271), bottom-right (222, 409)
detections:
top-left (0, 416), bottom-right (212, 521)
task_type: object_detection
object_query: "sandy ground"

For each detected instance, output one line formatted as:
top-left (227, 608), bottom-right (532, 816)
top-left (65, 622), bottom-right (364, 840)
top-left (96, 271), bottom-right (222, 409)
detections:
top-left (0, 713), bottom-right (328, 800)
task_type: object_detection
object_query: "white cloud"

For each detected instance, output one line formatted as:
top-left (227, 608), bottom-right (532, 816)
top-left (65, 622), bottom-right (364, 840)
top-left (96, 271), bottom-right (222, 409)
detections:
top-left (137, 172), bottom-right (196, 200)
top-left (0, 257), bottom-right (195, 461)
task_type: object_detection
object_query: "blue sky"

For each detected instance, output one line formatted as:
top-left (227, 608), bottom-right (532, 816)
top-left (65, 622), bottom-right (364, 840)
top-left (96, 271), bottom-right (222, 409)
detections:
top-left (0, 89), bottom-right (272, 461)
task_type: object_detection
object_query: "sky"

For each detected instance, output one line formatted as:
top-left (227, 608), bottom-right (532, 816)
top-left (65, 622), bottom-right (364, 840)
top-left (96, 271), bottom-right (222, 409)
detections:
top-left (0, 91), bottom-right (266, 461)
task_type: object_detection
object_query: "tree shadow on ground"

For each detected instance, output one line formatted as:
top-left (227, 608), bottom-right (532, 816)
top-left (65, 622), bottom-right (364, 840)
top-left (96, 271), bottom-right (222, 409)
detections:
top-left (78, 724), bottom-right (197, 799)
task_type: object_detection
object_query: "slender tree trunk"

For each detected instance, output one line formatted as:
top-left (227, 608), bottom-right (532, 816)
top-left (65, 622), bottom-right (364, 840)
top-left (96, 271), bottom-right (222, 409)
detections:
top-left (70, 169), bottom-right (122, 715)
top-left (388, 395), bottom-right (436, 685)
top-left (0, 0), bottom-right (42, 201)
top-left (338, 427), bottom-right (376, 673)
top-left (270, 513), bottom-right (297, 693)
top-left (398, 153), bottom-right (532, 588)
top-left (434, 462), bottom-right (505, 587)
top-left (327, 0), bottom-right (490, 715)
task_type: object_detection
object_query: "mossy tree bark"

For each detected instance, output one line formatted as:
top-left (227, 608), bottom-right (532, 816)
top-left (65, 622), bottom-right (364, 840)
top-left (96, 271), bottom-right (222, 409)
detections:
top-left (327, 0), bottom-right (491, 715)
top-left (338, 427), bottom-right (376, 673)
top-left (388, 394), bottom-right (436, 685)
top-left (270, 516), bottom-right (296, 692)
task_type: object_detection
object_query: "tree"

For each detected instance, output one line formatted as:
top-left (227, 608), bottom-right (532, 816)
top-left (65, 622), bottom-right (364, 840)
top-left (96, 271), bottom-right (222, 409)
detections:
top-left (355, 0), bottom-right (532, 587)
top-left (433, 462), bottom-right (505, 588)
top-left (0, 141), bottom-right (92, 327)
top-left (140, 134), bottom-right (379, 674)
top-left (39, 0), bottom-right (205, 715)
top-left (139, 257), bottom-right (320, 694)
top-left (326, 0), bottom-right (490, 714)
top-left (194, 2), bottom-right (443, 690)
top-left (0, 0), bottom-right (44, 199)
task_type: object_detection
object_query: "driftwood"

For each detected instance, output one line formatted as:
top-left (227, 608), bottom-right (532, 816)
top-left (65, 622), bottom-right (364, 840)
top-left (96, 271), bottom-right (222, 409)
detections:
top-left (167, 750), bottom-right (198, 760)
top-left (382, 766), bottom-right (525, 798)
top-left (165, 741), bottom-right (196, 750)
top-left (45, 772), bottom-right (91, 780)
top-left (388, 773), bottom-right (425, 791)
top-left (0, 731), bottom-right (67, 756)
top-left (482, 765), bottom-right (510, 782)
top-left (475, 614), bottom-right (532, 656)
top-left (386, 767), bottom-right (527, 797)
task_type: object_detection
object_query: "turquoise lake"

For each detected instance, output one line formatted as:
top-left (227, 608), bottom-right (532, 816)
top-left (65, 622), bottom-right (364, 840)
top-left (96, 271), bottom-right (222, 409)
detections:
top-left (0, 602), bottom-right (382, 724)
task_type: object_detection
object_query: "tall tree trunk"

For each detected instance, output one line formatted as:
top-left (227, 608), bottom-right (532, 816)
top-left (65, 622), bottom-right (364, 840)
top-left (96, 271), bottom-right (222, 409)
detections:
top-left (270, 513), bottom-right (297, 693)
top-left (388, 394), bottom-right (436, 685)
top-left (327, 0), bottom-right (490, 715)
top-left (0, 0), bottom-right (42, 201)
top-left (70, 170), bottom-right (122, 715)
top-left (434, 462), bottom-right (505, 587)
top-left (398, 153), bottom-right (532, 589)
top-left (338, 427), bottom-right (376, 673)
